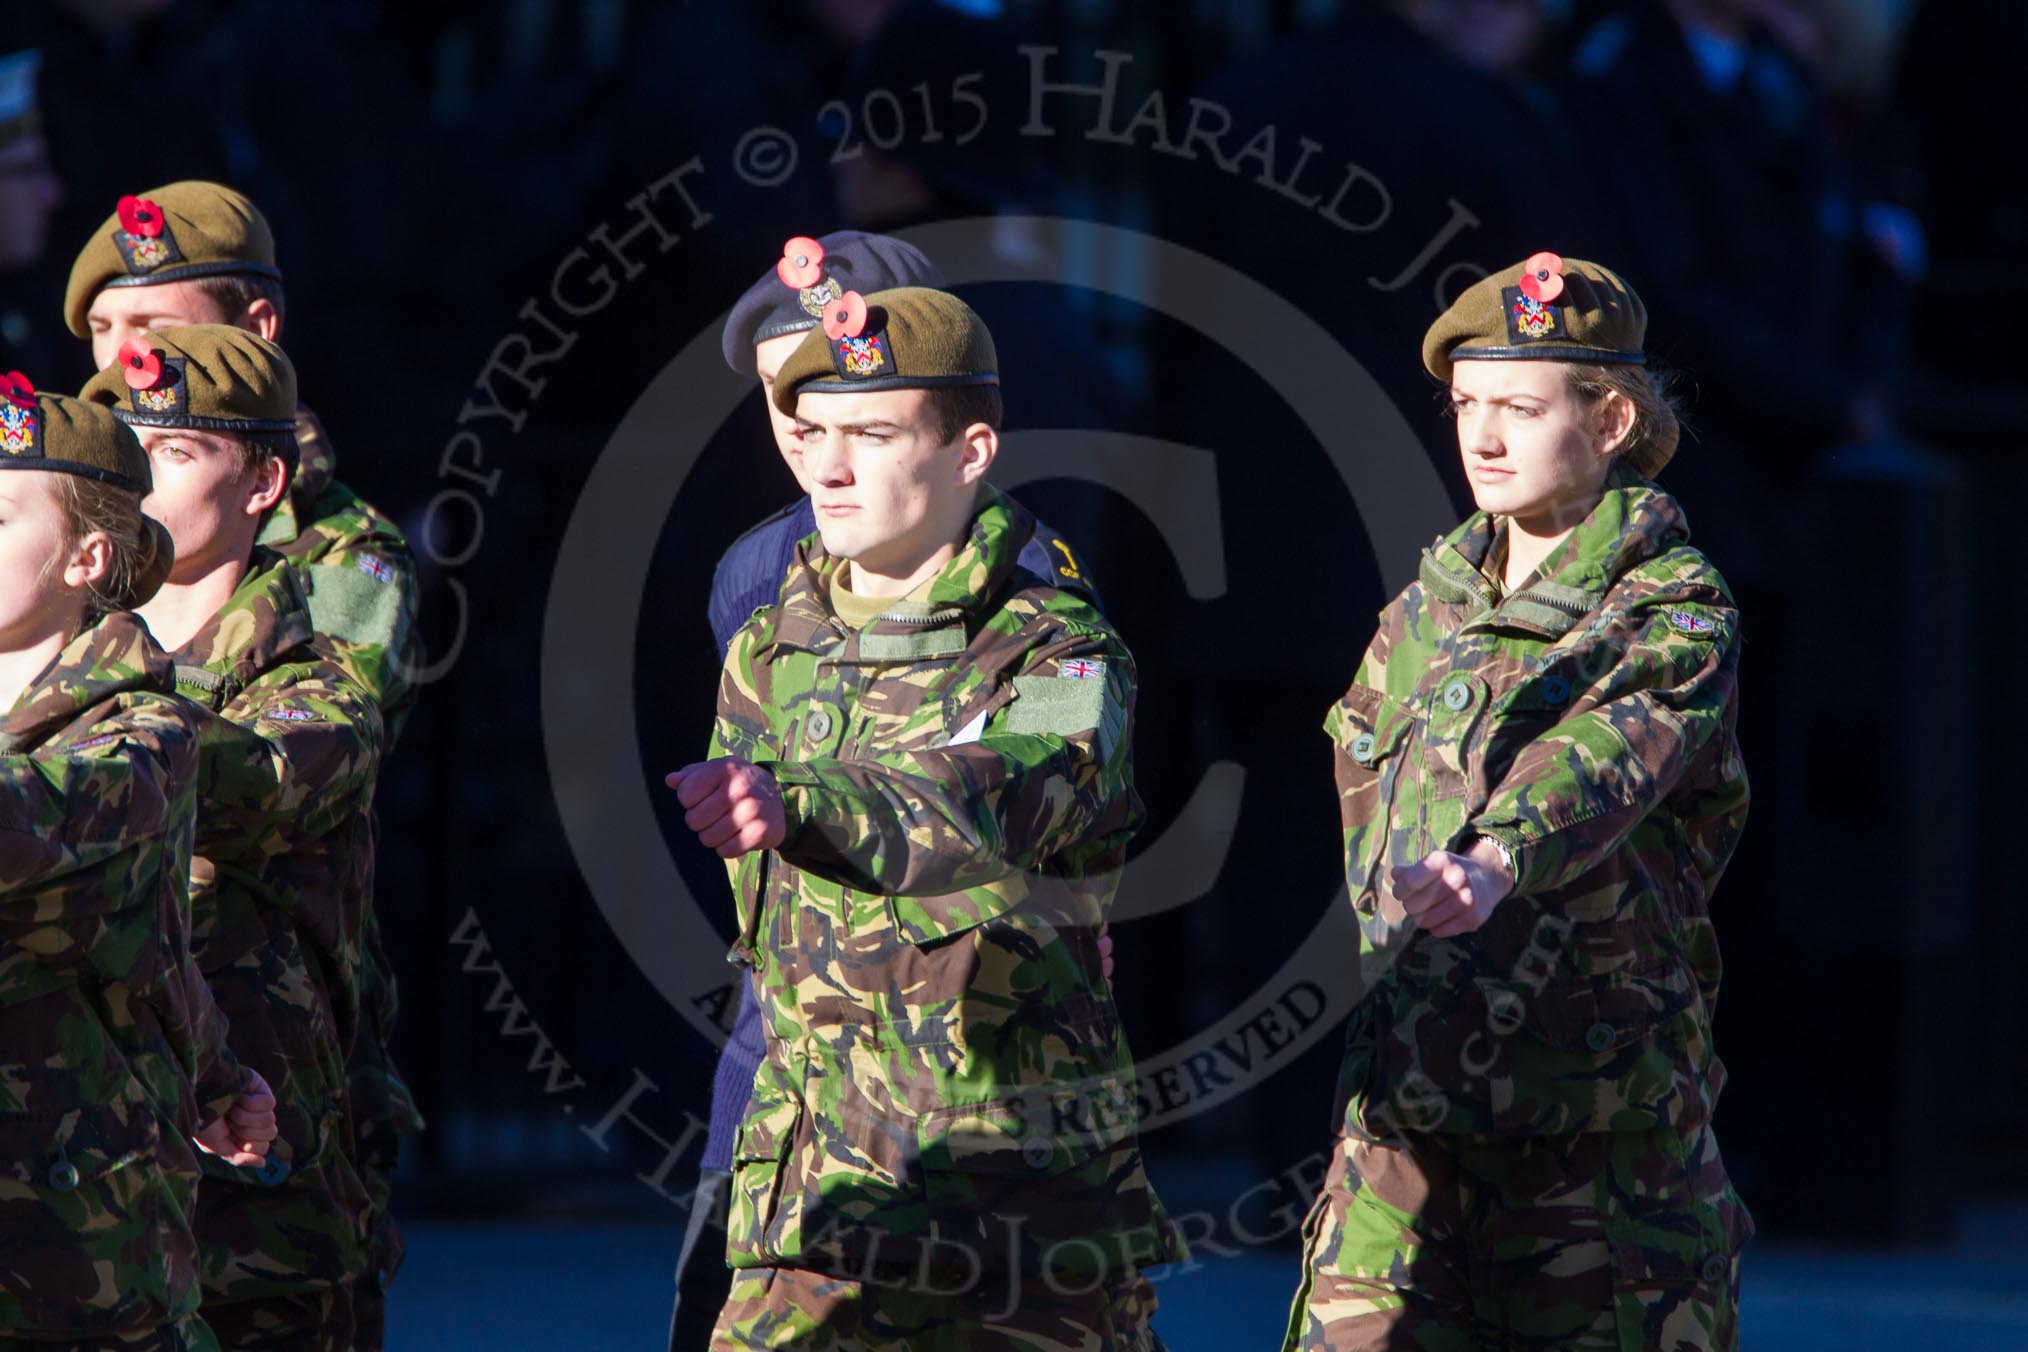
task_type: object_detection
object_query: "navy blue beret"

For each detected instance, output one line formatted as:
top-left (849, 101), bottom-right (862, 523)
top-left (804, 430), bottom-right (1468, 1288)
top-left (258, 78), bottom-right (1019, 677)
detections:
top-left (720, 230), bottom-right (946, 375)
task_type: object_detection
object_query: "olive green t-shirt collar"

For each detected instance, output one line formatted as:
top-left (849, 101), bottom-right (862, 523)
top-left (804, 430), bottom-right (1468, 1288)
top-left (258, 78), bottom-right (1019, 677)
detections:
top-left (828, 570), bottom-right (936, 630)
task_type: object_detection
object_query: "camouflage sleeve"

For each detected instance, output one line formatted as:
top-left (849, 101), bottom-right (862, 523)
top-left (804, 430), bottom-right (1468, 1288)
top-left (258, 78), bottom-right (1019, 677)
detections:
top-left (707, 630), bottom-right (772, 957)
top-left (1459, 590), bottom-right (1743, 898)
top-left (299, 542), bottom-right (420, 728)
top-left (198, 669), bottom-right (386, 853)
top-left (163, 925), bottom-right (253, 1125)
top-left (764, 628), bottom-right (1137, 901)
top-left (0, 708), bottom-right (184, 893)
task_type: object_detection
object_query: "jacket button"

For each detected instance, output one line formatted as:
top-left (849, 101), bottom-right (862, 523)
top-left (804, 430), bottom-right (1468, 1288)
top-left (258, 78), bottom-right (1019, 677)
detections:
top-left (1584, 1022), bottom-right (1616, 1053)
top-left (1020, 1136), bottom-right (1054, 1170)
top-left (1542, 676), bottom-right (1570, 705)
top-left (805, 709), bottom-right (833, 744)
top-left (1442, 680), bottom-right (1471, 712)
top-left (1351, 733), bottom-right (1376, 764)
top-left (1700, 1252), bottom-right (1729, 1283)
top-left (46, 1161), bottom-right (80, 1192)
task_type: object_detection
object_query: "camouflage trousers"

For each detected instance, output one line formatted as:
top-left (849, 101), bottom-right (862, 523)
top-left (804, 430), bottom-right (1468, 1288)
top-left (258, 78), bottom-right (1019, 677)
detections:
top-left (353, 1143), bottom-right (406, 1351)
top-left (0, 1311), bottom-right (219, 1352)
top-left (711, 1264), bottom-right (1165, 1351)
top-left (200, 1283), bottom-right (355, 1352)
top-left (1283, 1116), bottom-right (1750, 1351)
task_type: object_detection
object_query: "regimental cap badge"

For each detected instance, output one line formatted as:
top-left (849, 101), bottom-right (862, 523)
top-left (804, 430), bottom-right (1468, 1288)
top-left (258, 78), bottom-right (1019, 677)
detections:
top-left (823, 290), bottom-right (889, 379)
top-left (1502, 250), bottom-right (1565, 343)
top-left (117, 337), bottom-right (187, 415)
top-left (778, 235), bottom-right (845, 319)
top-left (0, 371), bottom-right (38, 457)
top-left (111, 194), bottom-right (184, 276)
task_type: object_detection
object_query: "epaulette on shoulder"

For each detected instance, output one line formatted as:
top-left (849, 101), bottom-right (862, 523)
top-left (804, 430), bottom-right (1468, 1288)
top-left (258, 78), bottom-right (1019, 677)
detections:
top-left (1012, 522), bottom-right (1106, 614)
top-left (1628, 542), bottom-right (1735, 607)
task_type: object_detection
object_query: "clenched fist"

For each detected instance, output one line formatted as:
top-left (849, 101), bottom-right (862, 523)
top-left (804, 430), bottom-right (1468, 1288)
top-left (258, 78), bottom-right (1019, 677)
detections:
top-left (1391, 839), bottom-right (1516, 938)
top-left (195, 1066), bottom-right (278, 1168)
top-left (666, 757), bottom-right (787, 858)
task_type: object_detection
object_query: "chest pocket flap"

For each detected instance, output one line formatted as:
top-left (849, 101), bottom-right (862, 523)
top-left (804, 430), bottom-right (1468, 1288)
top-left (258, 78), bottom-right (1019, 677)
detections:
top-left (1330, 684), bottom-right (1413, 908)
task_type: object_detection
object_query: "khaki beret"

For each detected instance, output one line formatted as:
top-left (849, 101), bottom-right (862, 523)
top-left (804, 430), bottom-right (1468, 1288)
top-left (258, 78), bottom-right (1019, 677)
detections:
top-left (0, 379), bottom-right (174, 607)
top-left (2, 377), bottom-right (152, 492)
top-left (771, 286), bottom-right (998, 417)
top-left (81, 326), bottom-right (298, 466)
top-left (1423, 252), bottom-right (1646, 381)
top-left (64, 181), bottom-right (280, 338)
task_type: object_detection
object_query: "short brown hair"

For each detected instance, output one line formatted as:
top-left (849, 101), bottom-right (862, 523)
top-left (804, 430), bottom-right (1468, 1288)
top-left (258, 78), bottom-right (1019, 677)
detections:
top-left (922, 384), bottom-right (1003, 445)
top-left (192, 272), bottom-right (288, 331)
top-left (1566, 362), bottom-right (1682, 478)
top-left (48, 473), bottom-right (164, 620)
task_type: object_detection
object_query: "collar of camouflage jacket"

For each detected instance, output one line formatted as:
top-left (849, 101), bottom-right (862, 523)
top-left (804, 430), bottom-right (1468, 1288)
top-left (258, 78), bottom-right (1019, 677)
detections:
top-left (171, 547), bottom-right (317, 708)
top-left (0, 611), bottom-right (175, 752)
top-left (1418, 465), bottom-right (1691, 637)
top-left (255, 403), bottom-right (334, 551)
top-left (761, 484), bottom-right (1036, 659)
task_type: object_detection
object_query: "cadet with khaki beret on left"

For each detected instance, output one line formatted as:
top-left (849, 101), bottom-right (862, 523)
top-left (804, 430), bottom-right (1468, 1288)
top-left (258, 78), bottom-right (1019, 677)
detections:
top-left (0, 375), bottom-right (277, 1352)
top-left (82, 324), bottom-right (388, 1352)
top-left (68, 180), bottom-right (424, 1347)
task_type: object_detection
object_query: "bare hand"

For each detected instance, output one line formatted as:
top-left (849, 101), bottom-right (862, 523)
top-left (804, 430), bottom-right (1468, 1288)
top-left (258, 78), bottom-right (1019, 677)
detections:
top-left (1098, 922), bottom-right (1115, 986)
top-left (666, 757), bottom-right (786, 858)
top-left (1392, 841), bottom-right (1515, 938)
top-left (195, 1066), bottom-right (278, 1167)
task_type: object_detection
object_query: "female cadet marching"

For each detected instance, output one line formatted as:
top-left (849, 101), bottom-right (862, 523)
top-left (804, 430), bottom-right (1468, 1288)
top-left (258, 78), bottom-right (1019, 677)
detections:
top-left (0, 379), bottom-right (275, 1350)
top-left (1284, 255), bottom-right (1753, 1350)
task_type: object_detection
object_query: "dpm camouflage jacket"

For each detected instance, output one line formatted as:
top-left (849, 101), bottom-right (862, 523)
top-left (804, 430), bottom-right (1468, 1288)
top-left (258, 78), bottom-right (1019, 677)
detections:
top-left (1329, 467), bottom-right (1749, 1140)
top-left (172, 549), bottom-right (384, 1299)
top-left (0, 612), bottom-right (248, 1339)
top-left (710, 487), bottom-right (1183, 1287)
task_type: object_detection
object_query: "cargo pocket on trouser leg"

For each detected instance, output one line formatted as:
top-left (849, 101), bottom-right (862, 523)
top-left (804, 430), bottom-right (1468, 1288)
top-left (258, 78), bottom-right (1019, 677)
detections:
top-left (725, 1085), bottom-right (802, 1272)
top-left (1280, 1189), bottom-right (1334, 1350)
top-left (1296, 1136), bottom-right (1483, 1352)
top-left (1284, 1136), bottom-right (1456, 1352)
top-left (1605, 1154), bottom-right (1748, 1352)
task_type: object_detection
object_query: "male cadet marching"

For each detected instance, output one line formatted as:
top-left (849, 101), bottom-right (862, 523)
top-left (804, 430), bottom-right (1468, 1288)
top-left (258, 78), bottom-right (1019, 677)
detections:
top-left (670, 285), bottom-right (1177, 1350)
top-left (82, 327), bottom-right (386, 1349)
top-left (0, 384), bottom-right (277, 1350)
top-left (66, 180), bottom-right (421, 1344)
top-left (672, 232), bottom-right (1110, 1352)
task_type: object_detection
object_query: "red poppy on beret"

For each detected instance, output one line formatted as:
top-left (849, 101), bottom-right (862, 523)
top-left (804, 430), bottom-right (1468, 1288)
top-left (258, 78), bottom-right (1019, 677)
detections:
top-left (117, 195), bottom-right (167, 240)
top-left (118, 338), bottom-right (163, 390)
top-left (822, 290), bottom-right (868, 342)
top-left (778, 236), bottom-right (827, 290)
top-left (1518, 251), bottom-right (1564, 304)
top-left (0, 371), bottom-right (33, 408)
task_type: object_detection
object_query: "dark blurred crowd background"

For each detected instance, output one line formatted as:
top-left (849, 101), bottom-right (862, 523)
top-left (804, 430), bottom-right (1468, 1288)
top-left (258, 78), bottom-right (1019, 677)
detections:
top-left (2, 0), bottom-right (2021, 1257)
